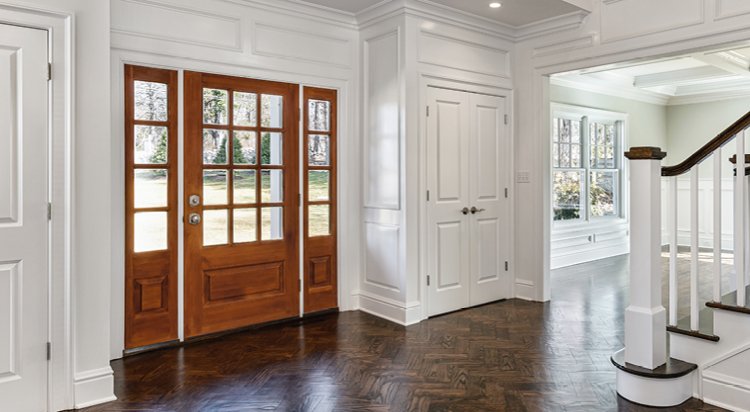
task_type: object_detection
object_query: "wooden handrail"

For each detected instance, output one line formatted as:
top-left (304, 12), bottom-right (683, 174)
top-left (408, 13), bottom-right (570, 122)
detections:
top-left (661, 110), bottom-right (750, 177)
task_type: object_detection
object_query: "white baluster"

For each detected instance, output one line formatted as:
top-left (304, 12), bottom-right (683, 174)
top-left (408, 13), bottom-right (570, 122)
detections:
top-left (736, 132), bottom-right (746, 307)
top-left (714, 152), bottom-right (722, 303)
top-left (690, 167), bottom-right (699, 331)
top-left (669, 176), bottom-right (678, 326)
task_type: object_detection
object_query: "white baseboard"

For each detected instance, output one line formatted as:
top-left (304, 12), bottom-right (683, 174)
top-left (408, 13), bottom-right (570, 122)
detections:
top-left (703, 372), bottom-right (750, 412)
top-left (514, 279), bottom-right (537, 301)
top-left (551, 243), bottom-right (628, 269)
top-left (357, 292), bottom-right (422, 326)
top-left (74, 367), bottom-right (116, 409)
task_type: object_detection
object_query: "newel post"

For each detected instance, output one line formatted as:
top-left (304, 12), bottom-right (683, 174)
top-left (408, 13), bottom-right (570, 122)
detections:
top-left (624, 146), bottom-right (668, 369)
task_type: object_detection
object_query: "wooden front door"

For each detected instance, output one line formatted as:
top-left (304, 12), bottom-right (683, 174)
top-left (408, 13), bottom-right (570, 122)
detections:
top-left (184, 72), bottom-right (300, 338)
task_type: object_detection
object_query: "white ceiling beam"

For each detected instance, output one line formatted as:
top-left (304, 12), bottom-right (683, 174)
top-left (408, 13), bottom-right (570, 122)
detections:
top-left (633, 66), bottom-right (734, 88)
top-left (693, 52), bottom-right (750, 79)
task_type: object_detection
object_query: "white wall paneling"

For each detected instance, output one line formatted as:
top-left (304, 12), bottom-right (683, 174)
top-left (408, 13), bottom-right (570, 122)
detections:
top-left (417, 31), bottom-right (510, 79)
top-left (600, 0), bottom-right (705, 43)
top-left (714, 0), bottom-right (750, 21)
top-left (111, 0), bottom-right (242, 51)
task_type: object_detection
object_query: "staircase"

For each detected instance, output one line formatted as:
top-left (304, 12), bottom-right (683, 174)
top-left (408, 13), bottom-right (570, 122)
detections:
top-left (614, 111), bottom-right (750, 410)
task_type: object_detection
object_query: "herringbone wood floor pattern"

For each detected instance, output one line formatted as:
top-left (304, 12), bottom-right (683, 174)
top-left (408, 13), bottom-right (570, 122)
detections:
top-left (76, 256), bottom-right (728, 411)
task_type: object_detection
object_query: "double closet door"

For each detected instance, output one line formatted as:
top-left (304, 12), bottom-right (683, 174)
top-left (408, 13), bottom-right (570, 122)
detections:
top-left (426, 87), bottom-right (511, 317)
top-left (124, 68), bottom-right (338, 349)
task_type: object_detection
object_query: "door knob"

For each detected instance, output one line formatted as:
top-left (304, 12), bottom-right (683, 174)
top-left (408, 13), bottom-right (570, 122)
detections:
top-left (461, 207), bottom-right (470, 215)
top-left (188, 213), bottom-right (201, 225)
top-left (470, 207), bottom-right (486, 214)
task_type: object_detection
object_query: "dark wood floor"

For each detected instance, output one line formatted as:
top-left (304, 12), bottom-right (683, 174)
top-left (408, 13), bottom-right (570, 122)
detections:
top-left (77, 257), bottom-right (728, 411)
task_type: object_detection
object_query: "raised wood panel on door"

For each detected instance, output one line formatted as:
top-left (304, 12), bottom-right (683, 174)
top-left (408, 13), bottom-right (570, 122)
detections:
top-left (184, 72), bottom-right (299, 338)
top-left (426, 87), bottom-right (471, 316)
top-left (124, 65), bottom-right (179, 349)
top-left (303, 87), bottom-right (338, 314)
top-left (0, 24), bottom-right (48, 411)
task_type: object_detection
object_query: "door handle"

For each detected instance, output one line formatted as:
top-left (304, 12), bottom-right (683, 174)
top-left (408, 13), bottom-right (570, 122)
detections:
top-left (461, 207), bottom-right (470, 215)
top-left (188, 213), bottom-right (201, 225)
top-left (470, 207), bottom-right (486, 214)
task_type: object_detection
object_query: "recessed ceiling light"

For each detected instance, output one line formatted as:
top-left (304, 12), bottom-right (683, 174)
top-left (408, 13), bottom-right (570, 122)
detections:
top-left (489, 2), bottom-right (502, 8)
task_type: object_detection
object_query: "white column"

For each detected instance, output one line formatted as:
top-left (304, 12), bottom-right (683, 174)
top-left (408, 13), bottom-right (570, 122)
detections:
top-left (625, 147), bottom-right (667, 370)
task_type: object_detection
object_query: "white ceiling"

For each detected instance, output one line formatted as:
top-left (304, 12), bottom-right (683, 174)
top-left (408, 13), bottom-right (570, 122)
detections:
top-left (552, 48), bottom-right (750, 105)
top-left (296, 0), bottom-right (584, 26)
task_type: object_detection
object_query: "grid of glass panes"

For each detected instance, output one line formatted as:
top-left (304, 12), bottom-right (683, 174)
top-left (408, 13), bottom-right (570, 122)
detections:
top-left (202, 87), bottom-right (285, 246)
top-left (132, 80), bottom-right (170, 252)
top-left (306, 98), bottom-right (332, 237)
top-left (552, 117), bottom-right (584, 222)
top-left (589, 121), bottom-right (618, 218)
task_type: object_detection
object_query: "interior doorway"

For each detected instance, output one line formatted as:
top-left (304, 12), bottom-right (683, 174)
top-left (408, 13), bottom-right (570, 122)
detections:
top-left (425, 86), bottom-right (512, 316)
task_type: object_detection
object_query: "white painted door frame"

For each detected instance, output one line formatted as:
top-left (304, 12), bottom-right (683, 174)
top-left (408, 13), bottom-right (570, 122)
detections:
top-left (419, 75), bottom-right (514, 320)
top-left (0, 4), bottom-right (74, 411)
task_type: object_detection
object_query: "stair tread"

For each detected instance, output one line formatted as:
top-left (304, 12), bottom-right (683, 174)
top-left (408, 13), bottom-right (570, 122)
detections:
top-left (706, 284), bottom-right (750, 315)
top-left (667, 307), bottom-right (720, 342)
top-left (611, 349), bottom-right (697, 379)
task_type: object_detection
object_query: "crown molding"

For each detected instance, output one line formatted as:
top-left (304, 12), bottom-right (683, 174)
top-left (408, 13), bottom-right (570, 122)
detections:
top-left (668, 89), bottom-right (750, 106)
top-left (224, 0), bottom-right (590, 41)
top-left (515, 10), bottom-right (589, 41)
top-left (551, 75), bottom-right (670, 105)
top-left (220, 0), bottom-right (358, 29)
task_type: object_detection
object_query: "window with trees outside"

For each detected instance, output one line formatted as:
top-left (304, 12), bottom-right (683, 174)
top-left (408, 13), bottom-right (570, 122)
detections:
top-left (552, 105), bottom-right (625, 224)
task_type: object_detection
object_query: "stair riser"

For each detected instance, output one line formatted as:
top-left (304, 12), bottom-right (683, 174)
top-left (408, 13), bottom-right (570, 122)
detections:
top-left (703, 378), bottom-right (750, 412)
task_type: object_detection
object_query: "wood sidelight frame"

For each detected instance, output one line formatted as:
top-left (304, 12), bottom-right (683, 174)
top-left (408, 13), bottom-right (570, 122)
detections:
top-left (183, 71), bottom-right (300, 338)
top-left (124, 65), bottom-right (179, 349)
top-left (303, 87), bottom-right (338, 313)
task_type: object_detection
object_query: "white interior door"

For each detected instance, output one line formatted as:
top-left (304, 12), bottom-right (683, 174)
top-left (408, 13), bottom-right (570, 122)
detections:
top-left (426, 87), bottom-right (509, 317)
top-left (468, 93), bottom-right (510, 306)
top-left (426, 87), bottom-right (471, 316)
top-left (0, 24), bottom-right (49, 412)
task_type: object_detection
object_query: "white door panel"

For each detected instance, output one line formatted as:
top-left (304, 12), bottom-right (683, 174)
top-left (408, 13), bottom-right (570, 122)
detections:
top-left (0, 24), bottom-right (49, 412)
top-left (427, 88), bottom-right (509, 316)
top-left (469, 93), bottom-right (509, 306)
top-left (427, 88), bottom-right (470, 316)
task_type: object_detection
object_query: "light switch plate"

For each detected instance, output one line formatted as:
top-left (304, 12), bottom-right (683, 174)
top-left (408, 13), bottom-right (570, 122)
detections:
top-left (516, 171), bottom-right (531, 183)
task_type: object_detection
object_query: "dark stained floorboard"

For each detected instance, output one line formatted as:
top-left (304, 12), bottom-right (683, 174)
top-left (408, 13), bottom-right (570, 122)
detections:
top-left (76, 255), bottom-right (728, 411)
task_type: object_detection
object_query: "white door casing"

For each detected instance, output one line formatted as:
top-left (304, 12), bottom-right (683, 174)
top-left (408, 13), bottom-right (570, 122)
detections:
top-left (0, 24), bottom-right (49, 412)
top-left (426, 87), bottom-right (510, 316)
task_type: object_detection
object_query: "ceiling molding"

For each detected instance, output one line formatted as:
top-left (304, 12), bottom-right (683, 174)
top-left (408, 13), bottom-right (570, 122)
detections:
top-left (515, 10), bottom-right (589, 41)
top-left (668, 90), bottom-right (750, 106)
top-left (634, 66), bottom-right (733, 88)
top-left (551, 76), bottom-right (670, 105)
top-left (220, 0), bottom-right (358, 29)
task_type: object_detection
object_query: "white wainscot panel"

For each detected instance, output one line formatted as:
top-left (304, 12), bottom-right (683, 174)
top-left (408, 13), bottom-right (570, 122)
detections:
top-left (418, 32), bottom-right (509, 78)
top-left (0, 48), bottom-right (18, 224)
top-left (477, 218), bottom-right (501, 283)
top-left (364, 222), bottom-right (400, 291)
top-left (437, 222), bottom-right (461, 289)
top-left (111, 0), bottom-right (242, 51)
top-left (364, 31), bottom-right (400, 209)
top-left (253, 23), bottom-right (352, 68)
top-left (715, 0), bottom-right (750, 20)
top-left (600, 0), bottom-right (705, 43)
top-left (0, 261), bottom-right (20, 382)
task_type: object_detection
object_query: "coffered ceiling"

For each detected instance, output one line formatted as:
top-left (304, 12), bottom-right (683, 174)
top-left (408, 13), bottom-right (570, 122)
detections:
top-left (552, 47), bottom-right (750, 105)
